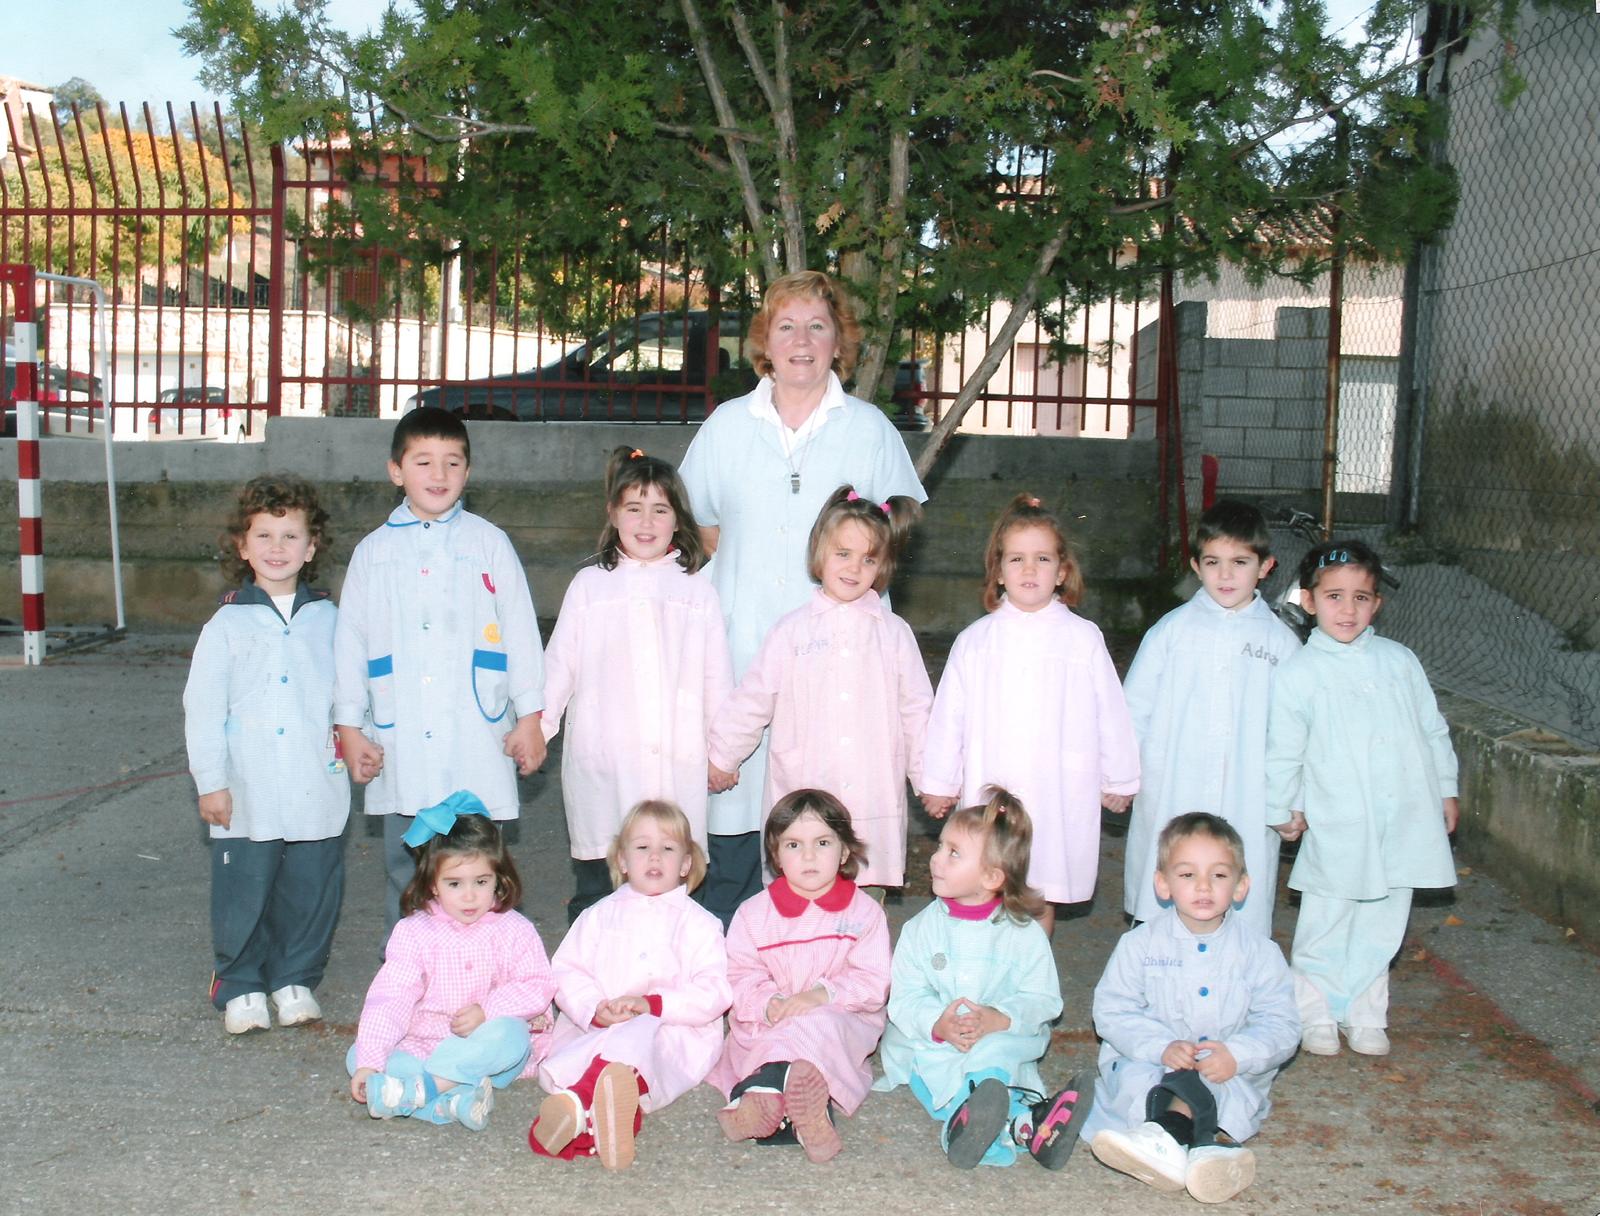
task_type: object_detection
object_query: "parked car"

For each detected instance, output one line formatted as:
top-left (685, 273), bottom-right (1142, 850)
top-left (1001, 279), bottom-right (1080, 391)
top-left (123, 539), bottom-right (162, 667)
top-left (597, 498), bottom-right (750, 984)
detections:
top-left (2, 363), bottom-right (103, 436)
top-left (150, 386), bottom-right (234, 437)
top-left (406, 310), bottom-right (757, 422)
top-left (890, 358), bottom-right (931, 431)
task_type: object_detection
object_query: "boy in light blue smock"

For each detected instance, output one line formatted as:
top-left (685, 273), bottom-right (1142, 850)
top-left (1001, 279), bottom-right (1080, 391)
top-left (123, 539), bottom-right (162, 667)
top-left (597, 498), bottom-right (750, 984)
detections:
top-left (184, 474), bottom-right (349, 1035)
top-left (1266, 540), bottom-right (1459, 1058)
top-left (1086, 813), bottom-right (1298, 1205)
top-left (1122, 501), bottom-right (1301, 936)
top-left (334, 408), bottom-right (546, 933)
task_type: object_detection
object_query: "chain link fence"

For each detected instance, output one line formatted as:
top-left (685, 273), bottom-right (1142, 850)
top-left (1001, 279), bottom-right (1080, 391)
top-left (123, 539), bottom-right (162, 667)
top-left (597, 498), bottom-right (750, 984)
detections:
top-left (1387, 4), bottom-right (1600, 748)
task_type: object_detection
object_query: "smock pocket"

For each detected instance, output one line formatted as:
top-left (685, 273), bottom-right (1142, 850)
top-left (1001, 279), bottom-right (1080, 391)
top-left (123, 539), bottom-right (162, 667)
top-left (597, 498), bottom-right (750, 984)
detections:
top-left (367, 654), bottom-right (396, 730)
top-left (471, 648), bottom-right (509, 723)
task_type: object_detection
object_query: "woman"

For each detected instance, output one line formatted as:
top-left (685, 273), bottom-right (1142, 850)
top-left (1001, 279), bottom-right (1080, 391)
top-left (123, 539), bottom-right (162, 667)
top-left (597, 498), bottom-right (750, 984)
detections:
top-left (680, 271), bottom-right (926, 926)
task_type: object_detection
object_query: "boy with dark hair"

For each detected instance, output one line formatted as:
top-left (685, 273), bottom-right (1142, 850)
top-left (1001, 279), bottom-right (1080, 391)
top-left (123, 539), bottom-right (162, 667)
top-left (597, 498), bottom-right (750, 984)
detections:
top-left (1120, 499), bottom-right (1301, 936)
top-left (334, 407), bottom-right (546, 934)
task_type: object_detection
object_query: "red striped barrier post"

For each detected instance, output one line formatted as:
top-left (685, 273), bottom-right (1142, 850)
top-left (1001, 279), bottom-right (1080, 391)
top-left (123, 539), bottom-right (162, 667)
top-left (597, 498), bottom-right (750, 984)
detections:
top-left (2, 264), bottom-right (45, 664)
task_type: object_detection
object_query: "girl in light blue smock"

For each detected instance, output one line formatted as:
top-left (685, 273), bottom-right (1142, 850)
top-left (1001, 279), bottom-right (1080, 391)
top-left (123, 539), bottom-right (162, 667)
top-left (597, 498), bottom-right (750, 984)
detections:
top-left (1266, 541), bottom-right (1459, 1059)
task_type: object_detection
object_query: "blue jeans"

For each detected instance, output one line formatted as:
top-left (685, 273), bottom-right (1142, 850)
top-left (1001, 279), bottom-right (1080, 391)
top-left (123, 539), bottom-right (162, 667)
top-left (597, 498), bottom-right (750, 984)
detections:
top-left (347, 1016), bottom-right (531, 1125)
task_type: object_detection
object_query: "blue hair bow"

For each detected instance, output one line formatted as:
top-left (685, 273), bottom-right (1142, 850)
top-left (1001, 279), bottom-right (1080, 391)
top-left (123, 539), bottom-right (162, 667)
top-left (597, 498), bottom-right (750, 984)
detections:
top-left (402, 790), bottom-right (489, 848)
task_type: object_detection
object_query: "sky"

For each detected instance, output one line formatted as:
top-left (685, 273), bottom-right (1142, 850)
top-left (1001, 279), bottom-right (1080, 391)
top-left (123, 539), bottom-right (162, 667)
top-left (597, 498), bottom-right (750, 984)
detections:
top-left (12, 0), bottom-right (1386, 110)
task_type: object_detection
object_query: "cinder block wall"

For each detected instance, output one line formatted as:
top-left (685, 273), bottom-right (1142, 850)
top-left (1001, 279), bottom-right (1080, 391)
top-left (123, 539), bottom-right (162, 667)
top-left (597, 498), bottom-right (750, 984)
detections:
top-left (0, 419), bottom-right (1164, 638)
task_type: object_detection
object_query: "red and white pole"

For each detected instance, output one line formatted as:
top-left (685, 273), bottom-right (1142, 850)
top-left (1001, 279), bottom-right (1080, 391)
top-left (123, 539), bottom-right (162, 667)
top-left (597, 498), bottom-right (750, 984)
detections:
top-left (2, 264), bottom-right (45, 664)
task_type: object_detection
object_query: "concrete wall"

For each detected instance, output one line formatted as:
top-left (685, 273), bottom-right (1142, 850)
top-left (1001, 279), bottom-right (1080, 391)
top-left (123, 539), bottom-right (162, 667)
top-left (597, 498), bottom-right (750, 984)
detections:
top-left (0, 418), bottom-right (1164, 638)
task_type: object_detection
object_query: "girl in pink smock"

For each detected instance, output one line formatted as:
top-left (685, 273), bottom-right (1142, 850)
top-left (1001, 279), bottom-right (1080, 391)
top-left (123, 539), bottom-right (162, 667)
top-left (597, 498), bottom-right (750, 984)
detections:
top-left (348, 795), bottom-right (555, 1132)
top-left (542, 446), bottom-right (734, 924)
top-left (921, 494), bottom-right (1140, 935)
top-left (708, 486), bottom-right (932, 888)
top-left (530, 801), bottom-right (731, 1171)
top-left (710, 789), bottom-right (891, 1163)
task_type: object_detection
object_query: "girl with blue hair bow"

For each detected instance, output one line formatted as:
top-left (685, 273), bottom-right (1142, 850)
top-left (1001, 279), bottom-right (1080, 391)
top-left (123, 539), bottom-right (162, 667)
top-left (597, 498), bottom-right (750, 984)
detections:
top-left (348, 792), bottom-right (557, 1130)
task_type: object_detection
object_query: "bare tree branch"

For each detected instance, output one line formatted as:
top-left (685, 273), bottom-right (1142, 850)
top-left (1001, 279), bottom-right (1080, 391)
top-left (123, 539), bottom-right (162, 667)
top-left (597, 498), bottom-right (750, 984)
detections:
top-left (731, 4), bottom-right (806, 271)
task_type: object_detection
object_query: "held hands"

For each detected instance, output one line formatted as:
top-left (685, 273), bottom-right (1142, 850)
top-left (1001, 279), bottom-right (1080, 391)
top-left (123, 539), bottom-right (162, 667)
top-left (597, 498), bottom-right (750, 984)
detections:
top-left (1160, 1039), bottom-right (1239, 1082)
top-left (338, 726), bottom-right (384, 784)
top-left (919, 792), bottom-right (957, 820)
top-left (765, 986), bottom-right (829, 1025)
top-left (593, 996), bottom-right (651, 1027)
top-left (708, 762), bottom-right (739, 794)
top-left (933, 998), bottom-right (1010, 1052)
top-left (197, 789), bottom-right (233, 829)
top-left (1271, 811), bottom-right (1308, 842)
top-left (1101, 791), bottom-right (1133, 815)
top-left (451, 1002), bottom-right (487, 1037)
top-left (350, 1065), bottom-right (376, 1103)
top-left (1442, 796), bottom-right (1460, 834)
top-left (503, 715), bottom-right (546, 776)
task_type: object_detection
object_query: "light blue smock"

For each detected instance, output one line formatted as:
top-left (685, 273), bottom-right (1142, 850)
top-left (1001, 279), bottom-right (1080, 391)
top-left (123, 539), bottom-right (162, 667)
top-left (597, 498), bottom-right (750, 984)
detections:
top-left (680, 372), bottom-right (925, 834)
top-left (1084, 908), bottom-right (1298, 1143)
top-left (332, 501), bottom-right (544, 820)
top-left (1266, 627), bottom-right (1458, 900)
top-left (1122, 590), bottom-right (1301, 934)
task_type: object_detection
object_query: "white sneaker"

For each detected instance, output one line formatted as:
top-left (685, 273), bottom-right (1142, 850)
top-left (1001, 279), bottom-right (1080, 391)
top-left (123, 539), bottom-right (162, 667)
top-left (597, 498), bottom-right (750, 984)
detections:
top-left (1092, 1123), bottom-right (1188, 1194)
top-left (1186, 1144), bottom-right (1257, 1203)
top-left (1345, 1025), bottom-right (1391, 1056)
top-left (270, 985), bottom-right (323, 1027)
top-left (223, 991), bottom-right (271, 1034)
top-left (1301, 1022), bottom-right (1340, 1055)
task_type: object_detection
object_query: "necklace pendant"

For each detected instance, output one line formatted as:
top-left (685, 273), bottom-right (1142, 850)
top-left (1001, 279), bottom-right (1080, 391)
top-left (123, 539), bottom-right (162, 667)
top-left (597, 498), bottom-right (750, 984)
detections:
top-left (790, 471), bottom-right (801, 494)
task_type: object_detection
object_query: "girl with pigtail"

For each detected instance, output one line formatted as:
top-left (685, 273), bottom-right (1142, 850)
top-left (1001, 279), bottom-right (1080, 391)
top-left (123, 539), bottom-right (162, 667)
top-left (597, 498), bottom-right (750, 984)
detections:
top-left (875, 787), bottom-right (1093, 1172)
top-left (707, 485), bottom-right (933, 891)
top-left (541, 446), bottom-right (735, 923)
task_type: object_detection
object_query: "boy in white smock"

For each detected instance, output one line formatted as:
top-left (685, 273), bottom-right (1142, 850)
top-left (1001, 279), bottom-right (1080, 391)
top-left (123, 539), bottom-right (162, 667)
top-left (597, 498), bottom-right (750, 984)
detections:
top-left (334, 408), bottom-right (546, 933)
top-left (1121, 501), bottom-right (1300, 936)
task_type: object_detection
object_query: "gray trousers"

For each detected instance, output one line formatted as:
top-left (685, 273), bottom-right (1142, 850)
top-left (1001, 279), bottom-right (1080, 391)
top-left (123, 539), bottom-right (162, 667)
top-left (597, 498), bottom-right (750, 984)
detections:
top-left (383, 814), bottom-right (416, 940)
top-left (210, 834), bottom-right (345, 1008)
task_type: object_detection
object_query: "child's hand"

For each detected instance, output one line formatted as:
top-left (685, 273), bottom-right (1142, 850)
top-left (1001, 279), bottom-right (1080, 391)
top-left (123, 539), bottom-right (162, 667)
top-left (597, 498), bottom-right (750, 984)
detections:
top-left (966, 1001), bottom-right (1011, 1042)
top-left (339, 726), bottom-right (384, 784)
top-left (451, 1003), bottom-right (486, 1036)
top-left (593, 997), bottom-right (649, 1027)
top-left (932, 998), bottom-right (981, 1051)
top-left (1442, 796), bottom-right (1460, 834)
top-left (919, 792), bottom-right (956, 820)
top-left (1161, 1040), bottom-right (1199, 1071)
top-left (350, 1066), bottom-right (377, 1103)
top-left (1196, 1041), bottom-right (1238, 1083)
top-left (529, 1012), bottom-right (553, 1034)
top-left (1101, 791), bottom-right (1133, 814)
top-left (197, 789), bottom-right (233, 829)
top-left (708, 762), bottom-right (739, 793)
top-left (1272, 811), bottom-right (1308, 842)
top-left (503, 715), bottom-right (546, 776)
top-left (767, 986), bottom-right (828, 1024)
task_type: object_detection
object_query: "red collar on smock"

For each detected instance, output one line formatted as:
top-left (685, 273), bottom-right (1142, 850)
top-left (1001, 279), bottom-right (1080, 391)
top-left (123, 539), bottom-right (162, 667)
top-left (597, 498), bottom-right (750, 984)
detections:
top-left (770, 875), bottom-right (857, 918)
top-left (942, 896), bottom-right (1002, 921)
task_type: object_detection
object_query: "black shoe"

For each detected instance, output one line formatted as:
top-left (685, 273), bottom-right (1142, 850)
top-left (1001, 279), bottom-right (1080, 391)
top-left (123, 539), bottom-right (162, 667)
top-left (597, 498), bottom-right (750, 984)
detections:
top-left (944, 1077), bottom-right (1010, 1169)
top-left (1010, 1073), bottom-right (1095, 1170)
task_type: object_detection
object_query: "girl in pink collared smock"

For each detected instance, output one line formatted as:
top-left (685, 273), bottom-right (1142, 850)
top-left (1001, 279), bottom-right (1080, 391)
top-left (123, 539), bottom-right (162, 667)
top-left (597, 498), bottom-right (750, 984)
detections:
top-left (542, 447), bottom-right (734, 924)
top-left (920, 494), bottom-right (1141, 936)
top-left (709, 789), bottom-right (891, 1163)
top-left (707, 486), bottom-right (932, 889)
top-left (530, 801), bottom-right (731, 1172)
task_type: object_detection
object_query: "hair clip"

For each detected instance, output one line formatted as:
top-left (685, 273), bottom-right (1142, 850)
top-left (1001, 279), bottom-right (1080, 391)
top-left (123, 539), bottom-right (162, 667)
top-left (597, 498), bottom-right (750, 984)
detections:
top-left (1316, 548), bottom-right (1352, 569)
top-left (402, 789), bottom-right (488, 847)
top-left (629, 448), bottom-right (645, 460)
top-left (1025, 496), bottom-right (1041, 508)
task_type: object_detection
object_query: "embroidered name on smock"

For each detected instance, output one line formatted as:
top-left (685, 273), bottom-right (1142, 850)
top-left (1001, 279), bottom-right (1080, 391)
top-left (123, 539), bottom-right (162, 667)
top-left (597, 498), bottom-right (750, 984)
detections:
top-left (1142, 955), bottom-right (1184, 968)
top-left (1240, 643), bottom-right (1280, 665)
top-left (793, 637), bottom-right (832, 658)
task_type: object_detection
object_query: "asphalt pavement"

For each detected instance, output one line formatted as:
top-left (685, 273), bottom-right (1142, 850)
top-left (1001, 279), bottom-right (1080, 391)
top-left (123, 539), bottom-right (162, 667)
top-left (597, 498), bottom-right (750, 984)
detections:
top-left (3, 632), bottom-right (1598, 1215)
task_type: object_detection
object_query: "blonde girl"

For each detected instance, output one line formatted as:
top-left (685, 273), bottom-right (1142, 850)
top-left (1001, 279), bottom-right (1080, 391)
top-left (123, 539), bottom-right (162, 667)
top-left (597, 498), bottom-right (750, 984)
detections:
top-left (708, 485), bottom-right (933, 889)
top-left (875, 788), bottom-right (1092, 1170)
top-left (542, 445), bottom-right (734, 923)
top-left (709, 790), bottom-right (891, 1163)
top-left (348, 795), bottom-right (555, 1131)
top-left (921, 493), bottom-right (1140, 934)
top-left (531, 801), bottom-right (731, 1171)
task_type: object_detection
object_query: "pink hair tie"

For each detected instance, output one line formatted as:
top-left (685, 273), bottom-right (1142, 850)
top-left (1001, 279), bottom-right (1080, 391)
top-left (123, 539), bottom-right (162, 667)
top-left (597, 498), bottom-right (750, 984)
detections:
top-left (1025, 495), bottom-right (1041, 508)
top-left (879, 500), bottom-right (891, 515)
top-left (629, 448), bottom-right (645, 460)
top-left (846, 490), bottom-right (860, 503)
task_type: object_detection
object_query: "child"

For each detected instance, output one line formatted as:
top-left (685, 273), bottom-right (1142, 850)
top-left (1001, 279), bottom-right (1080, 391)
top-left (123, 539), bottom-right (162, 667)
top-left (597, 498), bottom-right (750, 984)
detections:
top-left (531, 801), bottom-right (731, 1171)
top-left (1086, 813), bottom-right (1299, 1205)
top-left (348, 795), bottom-right (555, 1130)
top-left (707, 485), bottom-right (932, 892)
top-left (921, 494), bottom-right (1140, 935)
top-left (541, 447), bottom-right (734, 923)
top-left (183, 473), bottom-right (349, 1034)
top-left (710, 789), bottom-right (891, 1164)
top-left (875, 788), bottom-right (1091, 1170)
top-left (333, 407), bottom-right (546, 933)
top-left (1121, 500), bottom-right (1301, 936)
top-left (1266, 540), bottom-right (1459, 1057)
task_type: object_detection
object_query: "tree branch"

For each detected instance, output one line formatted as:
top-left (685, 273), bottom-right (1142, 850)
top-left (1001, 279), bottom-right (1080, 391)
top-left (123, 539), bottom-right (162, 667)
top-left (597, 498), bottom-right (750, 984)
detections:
top-left (731, 3), bottom-right (806, 271)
